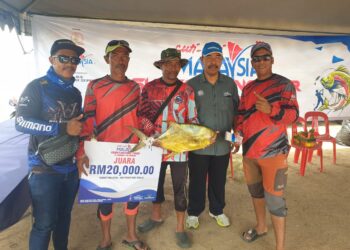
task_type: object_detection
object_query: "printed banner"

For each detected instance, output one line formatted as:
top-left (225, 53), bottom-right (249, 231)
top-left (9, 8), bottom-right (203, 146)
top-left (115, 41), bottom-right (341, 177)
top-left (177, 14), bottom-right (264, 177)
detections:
top-left (31, 15), bottom-right (350, 119)
top-left (78, 141), bottom-right (162, 204)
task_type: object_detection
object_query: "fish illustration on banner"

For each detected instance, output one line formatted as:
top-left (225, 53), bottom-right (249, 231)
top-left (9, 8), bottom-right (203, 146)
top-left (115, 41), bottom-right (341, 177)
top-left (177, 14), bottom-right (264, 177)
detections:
top-left (314, 65), bottom-right (350, 112)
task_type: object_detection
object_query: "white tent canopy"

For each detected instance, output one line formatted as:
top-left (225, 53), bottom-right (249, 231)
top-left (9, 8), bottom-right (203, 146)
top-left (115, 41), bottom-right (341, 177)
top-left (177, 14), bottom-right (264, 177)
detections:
top-left (1, 0), bottom-right (350, 35)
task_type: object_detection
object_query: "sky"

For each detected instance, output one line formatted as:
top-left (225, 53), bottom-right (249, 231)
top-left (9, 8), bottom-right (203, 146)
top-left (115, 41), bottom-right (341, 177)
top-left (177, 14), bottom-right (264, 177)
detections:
top-left (0, 28), bottom-right (35, 122)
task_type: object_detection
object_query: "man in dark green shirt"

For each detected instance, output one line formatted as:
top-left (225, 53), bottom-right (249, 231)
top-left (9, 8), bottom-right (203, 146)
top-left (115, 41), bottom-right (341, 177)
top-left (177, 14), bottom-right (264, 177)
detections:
top-left (186, 42), bottom-right (239, 229)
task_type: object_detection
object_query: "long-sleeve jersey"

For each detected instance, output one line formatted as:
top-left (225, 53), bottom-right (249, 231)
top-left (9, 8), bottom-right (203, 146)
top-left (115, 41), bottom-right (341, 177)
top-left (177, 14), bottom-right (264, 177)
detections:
top-left (77, 75), bottom-right (140, 158)
top-left (138, 78), bottom-right (198, 162)
top-left (237, 73), bottom-right (299, 159)
top-left (15, 76), bottom-right (82, 169)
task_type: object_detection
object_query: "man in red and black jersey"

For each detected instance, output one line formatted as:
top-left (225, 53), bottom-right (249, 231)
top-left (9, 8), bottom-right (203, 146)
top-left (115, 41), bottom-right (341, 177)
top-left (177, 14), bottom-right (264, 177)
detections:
top-left (137, 48), bottom-right (197, 248)
top-left (77, 40), bottom-right (149, 250)
top-left (237, 42), bottom-right (299, 250)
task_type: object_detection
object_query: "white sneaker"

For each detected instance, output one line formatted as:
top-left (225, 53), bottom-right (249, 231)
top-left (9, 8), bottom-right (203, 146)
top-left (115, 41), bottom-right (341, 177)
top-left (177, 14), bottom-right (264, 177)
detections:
top-left (209, 212), bottom-right (230, 227)
top-left (186, 216), bottom-right (199, 229)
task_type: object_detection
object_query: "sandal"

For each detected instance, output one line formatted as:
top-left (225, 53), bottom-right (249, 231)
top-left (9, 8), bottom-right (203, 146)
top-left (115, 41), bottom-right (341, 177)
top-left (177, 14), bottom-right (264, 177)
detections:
top-left (122, 239), bottom-right (150, 250)
top-left (96, 242), bottom-right (112, 250)
top-left (241, 228), bottom-right (267, 243)
top-left (176, 232), bottom-right (192, 248)
top-left (137, 218), bottom-right (163, 233)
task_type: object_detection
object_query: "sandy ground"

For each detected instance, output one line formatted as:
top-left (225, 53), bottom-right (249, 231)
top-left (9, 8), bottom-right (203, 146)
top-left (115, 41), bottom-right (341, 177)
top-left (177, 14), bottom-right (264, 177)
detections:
top-left (1, 124), bottom-right (349, 250)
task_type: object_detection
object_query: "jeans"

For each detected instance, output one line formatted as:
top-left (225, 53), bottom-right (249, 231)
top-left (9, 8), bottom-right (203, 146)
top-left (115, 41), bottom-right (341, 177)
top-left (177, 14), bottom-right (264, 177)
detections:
top-left (28, 169), bottom-right (79, 250)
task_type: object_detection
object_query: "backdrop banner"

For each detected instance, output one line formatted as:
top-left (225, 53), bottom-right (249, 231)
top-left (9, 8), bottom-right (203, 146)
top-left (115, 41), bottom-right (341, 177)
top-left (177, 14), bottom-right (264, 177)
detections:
top-left (31, 15), bottom-right (350, 119)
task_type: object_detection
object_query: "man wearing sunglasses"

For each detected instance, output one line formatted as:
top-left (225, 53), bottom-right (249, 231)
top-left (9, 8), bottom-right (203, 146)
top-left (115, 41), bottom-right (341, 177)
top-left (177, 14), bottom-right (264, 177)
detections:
top-left (76, 40), bottom-right (149, 250)
top-left (237, 42), bottom-right (299, 250)
top-left (15, 39), bottom-right (85, 250)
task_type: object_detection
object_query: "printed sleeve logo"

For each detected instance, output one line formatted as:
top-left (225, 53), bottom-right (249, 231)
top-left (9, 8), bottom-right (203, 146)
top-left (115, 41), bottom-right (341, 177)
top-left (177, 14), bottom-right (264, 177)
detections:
top-left (223, 91), bottom-right (232, 97)
top-left (18, 96), bottom-right (30, 106)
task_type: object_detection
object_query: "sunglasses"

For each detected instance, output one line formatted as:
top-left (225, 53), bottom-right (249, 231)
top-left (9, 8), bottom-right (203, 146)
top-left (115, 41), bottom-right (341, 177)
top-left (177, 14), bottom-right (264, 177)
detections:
top-left (107, 40), bottom-right (129, 47)
top-left (252, 54), bottom-right (272, 63)
top-left (53, 55), bottom-right (81, 65)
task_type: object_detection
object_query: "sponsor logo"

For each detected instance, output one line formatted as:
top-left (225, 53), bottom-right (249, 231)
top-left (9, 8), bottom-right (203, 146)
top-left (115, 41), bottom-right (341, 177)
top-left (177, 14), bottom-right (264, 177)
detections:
top-left (18, 96), bottom-right (30, 106)
top-left (223, 91), bottom-right (232, 97)
top-left (178, 41), bottom-right (302, 92)
top-left (179, 42), bottom-right (256, 90)
top-left (16, 116), bottom-right (52, 132)
top-left (79, 54), bottom-right (95, 67)
top-left (174, 95), bottom-right (183, 104)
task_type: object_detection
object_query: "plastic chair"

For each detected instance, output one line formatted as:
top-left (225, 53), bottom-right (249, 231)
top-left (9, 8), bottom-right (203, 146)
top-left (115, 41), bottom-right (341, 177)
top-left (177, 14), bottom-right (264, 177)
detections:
top-left (291, 117), bottom-right (324, 176)
top-left (291, 117), bottom-right (306, 164)
top-left (304, 111), bottom-right (336, 164)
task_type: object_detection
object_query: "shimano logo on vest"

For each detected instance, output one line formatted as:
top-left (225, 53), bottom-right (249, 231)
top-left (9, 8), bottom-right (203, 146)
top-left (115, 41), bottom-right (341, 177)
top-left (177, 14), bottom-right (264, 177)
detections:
top-left (16, 116), bottom-right (52, 132)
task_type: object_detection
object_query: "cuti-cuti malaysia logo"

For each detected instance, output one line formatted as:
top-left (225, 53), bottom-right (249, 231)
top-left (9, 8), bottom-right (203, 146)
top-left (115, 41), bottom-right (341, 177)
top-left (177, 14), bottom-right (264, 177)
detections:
top-left (176, 41), bottom-right (301, 92)
top-left (176, 41), bottom-right (256, 90)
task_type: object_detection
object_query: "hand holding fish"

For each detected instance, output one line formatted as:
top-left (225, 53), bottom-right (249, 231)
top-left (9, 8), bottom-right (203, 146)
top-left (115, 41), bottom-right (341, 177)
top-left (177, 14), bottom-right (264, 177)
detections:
top-left (128, 122), bottom-right (217, 158)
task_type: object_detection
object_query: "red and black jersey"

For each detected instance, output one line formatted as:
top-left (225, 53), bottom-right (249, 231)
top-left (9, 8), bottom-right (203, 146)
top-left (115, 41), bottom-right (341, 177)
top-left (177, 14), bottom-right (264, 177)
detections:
top-left (77, 75), bottom-right (140, 158)
top-left (237, 74), bottom-right (299, 159)
top-left (138, 78), bottom-right (198, 161)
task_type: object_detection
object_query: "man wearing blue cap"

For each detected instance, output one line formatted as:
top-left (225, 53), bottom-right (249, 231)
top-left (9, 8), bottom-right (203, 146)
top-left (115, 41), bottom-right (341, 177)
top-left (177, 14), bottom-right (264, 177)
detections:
top-left (186, 42), bottom-right (240, 229)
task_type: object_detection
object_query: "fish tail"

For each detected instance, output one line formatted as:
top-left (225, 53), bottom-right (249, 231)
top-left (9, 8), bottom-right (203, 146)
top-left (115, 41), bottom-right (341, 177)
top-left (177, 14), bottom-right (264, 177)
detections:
top-left (126, 126), bottom-right (148, 141)
top-left (130, 141), bottom-right (146, 152)
top-left (127, 126), bottom-right (149, 152)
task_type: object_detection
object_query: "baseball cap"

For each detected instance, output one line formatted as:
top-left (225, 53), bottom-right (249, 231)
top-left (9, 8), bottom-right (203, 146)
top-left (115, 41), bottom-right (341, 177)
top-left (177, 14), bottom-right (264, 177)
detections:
top-left (202, 42), bottom-right (223, 56)
top-left (105, 40), bottom-right (132, 55)
top-left (154, 48), bottom-right (188, 69)
top-left (50, 39), bottom-right (85, 56)
top-left (250, 41), bottom-right (272, 57)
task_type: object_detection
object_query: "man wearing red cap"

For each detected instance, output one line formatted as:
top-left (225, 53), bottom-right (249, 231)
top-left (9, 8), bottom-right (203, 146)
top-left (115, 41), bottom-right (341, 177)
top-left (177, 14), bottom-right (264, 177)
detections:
top-left (237, 41), bottom-right (299, 250)
top-left (77, 40), bottom-right (149, 250)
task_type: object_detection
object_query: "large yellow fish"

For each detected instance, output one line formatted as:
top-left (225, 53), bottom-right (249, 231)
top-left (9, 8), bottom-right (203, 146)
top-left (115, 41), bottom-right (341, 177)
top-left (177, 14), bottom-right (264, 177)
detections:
top-left (128, 122), bottom-right (217, 156)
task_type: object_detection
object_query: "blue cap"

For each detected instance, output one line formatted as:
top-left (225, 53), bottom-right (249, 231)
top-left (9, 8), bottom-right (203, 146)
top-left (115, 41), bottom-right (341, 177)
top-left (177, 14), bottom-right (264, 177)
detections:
top-left (202, 42), bottom-right (222, 56)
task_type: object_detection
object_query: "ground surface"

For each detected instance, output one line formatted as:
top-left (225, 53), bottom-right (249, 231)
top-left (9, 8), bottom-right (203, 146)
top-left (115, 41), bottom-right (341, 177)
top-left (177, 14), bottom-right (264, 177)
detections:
top-left (1, 125), bottom-right (349, 250)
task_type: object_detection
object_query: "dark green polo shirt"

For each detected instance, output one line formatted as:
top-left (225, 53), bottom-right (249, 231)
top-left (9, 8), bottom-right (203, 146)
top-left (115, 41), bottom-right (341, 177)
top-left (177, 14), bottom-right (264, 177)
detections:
top-left (187, 73), bottom-right (239, 155)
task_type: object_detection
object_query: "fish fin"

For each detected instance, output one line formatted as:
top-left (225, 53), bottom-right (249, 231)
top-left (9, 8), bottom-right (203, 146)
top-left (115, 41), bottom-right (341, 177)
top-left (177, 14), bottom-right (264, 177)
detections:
top-left (130, 141), bottom-right (146, 152)
top-left (163, 152), bottom-right (176, 161)
top-left (127, 126), bottom-right (147, 141)
top-left (335, 65), bottom-right (350, 74)
top-left (168, 121), bottom-right (181, 129)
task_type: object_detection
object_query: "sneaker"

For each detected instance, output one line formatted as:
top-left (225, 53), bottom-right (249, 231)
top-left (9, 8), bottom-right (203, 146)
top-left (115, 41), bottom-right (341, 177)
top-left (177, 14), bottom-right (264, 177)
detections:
top-left (186, 216), bottom-right (199, 229)
top-left (209, 212), bottom-right (230, 227)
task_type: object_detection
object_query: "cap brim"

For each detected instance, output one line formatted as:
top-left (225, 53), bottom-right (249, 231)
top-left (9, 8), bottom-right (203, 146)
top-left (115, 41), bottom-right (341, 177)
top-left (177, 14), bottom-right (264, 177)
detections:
top-left (251, 45), bottom-right (272, 57)
top-left (153, 58), bottom-right (188, 69)
top-left (202, 51), bottom-right (223, 57)
top-left (51, 44), bottom-right (85, 56)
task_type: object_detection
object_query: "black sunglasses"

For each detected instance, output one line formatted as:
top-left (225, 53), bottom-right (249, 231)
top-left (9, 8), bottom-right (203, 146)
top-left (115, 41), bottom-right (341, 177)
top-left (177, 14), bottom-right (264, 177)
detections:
top-left (53, 55), bottom-right (81, 65)
top-left (252, 54), bottom-right (272, 63)
top-left (107, 40), bottom-right (129, 47)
